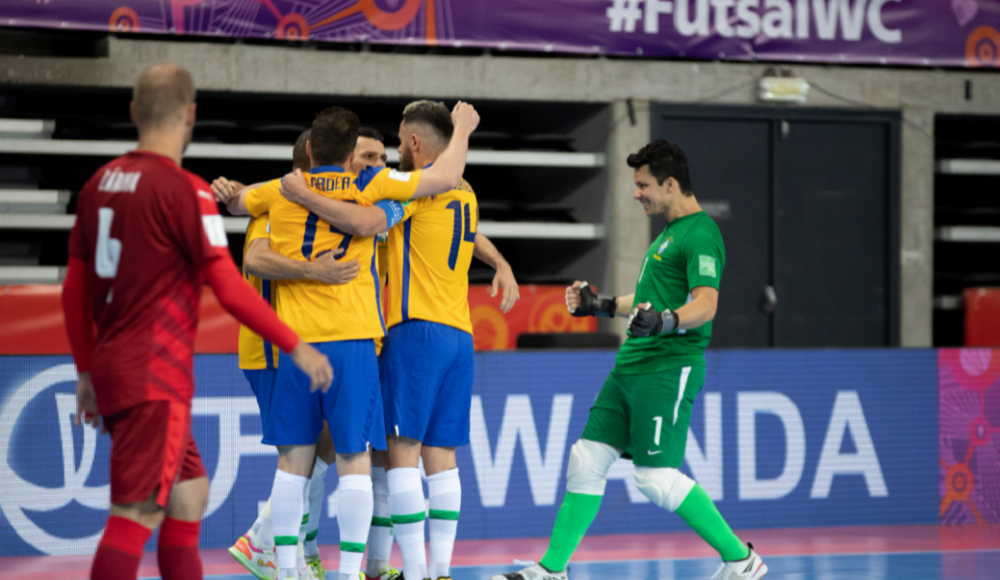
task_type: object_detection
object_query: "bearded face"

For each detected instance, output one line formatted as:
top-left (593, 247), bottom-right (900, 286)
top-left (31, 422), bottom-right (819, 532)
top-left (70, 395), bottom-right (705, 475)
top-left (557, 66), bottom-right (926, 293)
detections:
top-left (398, 138), bottom-right (416, 172)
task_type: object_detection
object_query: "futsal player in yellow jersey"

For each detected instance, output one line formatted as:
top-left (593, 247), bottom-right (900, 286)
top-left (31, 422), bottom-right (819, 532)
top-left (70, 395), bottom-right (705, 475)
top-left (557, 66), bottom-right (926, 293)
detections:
top-left (228, 103), bottom-right (481, 580)
top-left (279, 101), bottom-right (518, 580)
top-left (212, 128), bottom-right (371, 580)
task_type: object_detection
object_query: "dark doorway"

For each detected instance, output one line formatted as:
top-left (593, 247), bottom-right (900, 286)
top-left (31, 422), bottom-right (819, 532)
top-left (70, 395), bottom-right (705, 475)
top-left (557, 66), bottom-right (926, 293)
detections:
top-left (650, 106), bottom-right (900, 348)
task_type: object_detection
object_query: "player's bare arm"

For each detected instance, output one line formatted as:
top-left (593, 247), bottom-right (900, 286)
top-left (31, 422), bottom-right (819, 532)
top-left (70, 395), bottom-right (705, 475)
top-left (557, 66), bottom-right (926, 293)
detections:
top-left (615, 294), bottom-right (635, 316)
top-left (278, 169), bottom-right (389, 236)
top-left (473, 232), bottom-right (520, 313)
top-left (225, 182), bottom-right (262, 216)
top-left (245, 238), bottom-right (360, 285)
top-left (674, 285), bottom-right (718, 329)
top-left (211, 176), bottom-right (245, 203)
top-left (410, 101), bottom-right (480, 199)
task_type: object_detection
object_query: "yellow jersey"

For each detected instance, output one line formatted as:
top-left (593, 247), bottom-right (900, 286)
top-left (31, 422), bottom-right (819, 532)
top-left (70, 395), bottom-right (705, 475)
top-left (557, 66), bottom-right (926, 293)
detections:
top-left (238, 181), bottom-right (281, 370)
top-left (385, 178), bottom-right (477, 334)
top-left (374, 232), bottom-right (389, 355)
top-left (245, 165), bottom-right (421, 343)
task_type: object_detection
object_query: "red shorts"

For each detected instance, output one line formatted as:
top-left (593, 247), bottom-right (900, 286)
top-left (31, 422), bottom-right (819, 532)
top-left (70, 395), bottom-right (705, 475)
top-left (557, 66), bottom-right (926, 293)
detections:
top-left (104, 400), bottom-right (206, 508)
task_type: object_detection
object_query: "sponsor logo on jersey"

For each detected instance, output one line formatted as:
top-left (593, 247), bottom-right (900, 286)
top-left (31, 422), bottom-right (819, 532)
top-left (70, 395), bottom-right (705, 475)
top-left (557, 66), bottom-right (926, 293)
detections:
top-left (388, 169), bottom-right (412, 182)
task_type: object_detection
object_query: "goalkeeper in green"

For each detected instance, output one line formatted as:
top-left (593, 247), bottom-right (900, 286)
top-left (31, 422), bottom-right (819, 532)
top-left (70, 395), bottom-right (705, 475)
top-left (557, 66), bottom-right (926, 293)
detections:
top-left (492, 140), bottom-right (767, 580)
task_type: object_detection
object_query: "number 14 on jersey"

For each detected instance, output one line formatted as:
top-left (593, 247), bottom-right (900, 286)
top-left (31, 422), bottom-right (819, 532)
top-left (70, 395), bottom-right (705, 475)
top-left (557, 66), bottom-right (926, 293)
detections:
top-left (446, 201), bottom-right (476, 271)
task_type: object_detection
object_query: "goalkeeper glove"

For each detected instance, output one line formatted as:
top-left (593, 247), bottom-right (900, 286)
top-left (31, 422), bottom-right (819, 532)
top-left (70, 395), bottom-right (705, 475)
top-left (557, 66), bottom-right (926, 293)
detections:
top-left (628, 303), bottom-right (679, 337)
top-left (569, 282), bottom-right (618, 318)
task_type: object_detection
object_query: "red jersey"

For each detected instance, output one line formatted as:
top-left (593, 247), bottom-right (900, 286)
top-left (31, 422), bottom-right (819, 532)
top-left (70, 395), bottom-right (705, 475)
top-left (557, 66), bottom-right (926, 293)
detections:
top-left (69, 151), bottom-right (231, 415)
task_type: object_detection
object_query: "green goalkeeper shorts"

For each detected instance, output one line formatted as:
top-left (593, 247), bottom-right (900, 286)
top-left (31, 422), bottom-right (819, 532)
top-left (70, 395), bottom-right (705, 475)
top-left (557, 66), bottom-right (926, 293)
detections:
top-left (581, 365), bottom-right (705, 468)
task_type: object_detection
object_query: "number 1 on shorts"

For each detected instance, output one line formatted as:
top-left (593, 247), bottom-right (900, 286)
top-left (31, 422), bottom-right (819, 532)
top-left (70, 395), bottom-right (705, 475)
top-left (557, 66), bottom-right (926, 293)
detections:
top-left (652, 415), bottom-right (662, 446)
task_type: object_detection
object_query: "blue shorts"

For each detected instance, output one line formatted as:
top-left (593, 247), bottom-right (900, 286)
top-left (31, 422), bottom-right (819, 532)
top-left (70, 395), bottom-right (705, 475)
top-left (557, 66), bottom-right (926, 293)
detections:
top-left (243, 368), bottom-right (278, 414)
top-left (379, 320), bottom-right (474, 447)
top-left (264, 339), bottom-right (387, 453)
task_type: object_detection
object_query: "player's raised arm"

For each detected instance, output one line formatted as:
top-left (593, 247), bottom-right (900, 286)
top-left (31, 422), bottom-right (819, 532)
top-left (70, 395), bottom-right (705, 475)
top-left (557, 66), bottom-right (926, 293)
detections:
top-left (279, 168), bottom-right (401, 236)
top-left (410, 101), bottom-right (479, 199)
top-left (245, 238), bottom-right (359, 285)
top-left (473, 233), bottom-right (520, 313)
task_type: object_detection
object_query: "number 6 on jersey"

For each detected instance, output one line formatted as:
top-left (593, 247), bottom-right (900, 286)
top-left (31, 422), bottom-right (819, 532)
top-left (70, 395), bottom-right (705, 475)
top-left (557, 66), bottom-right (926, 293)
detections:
top-left (96, 207), bottom-right (122, 278)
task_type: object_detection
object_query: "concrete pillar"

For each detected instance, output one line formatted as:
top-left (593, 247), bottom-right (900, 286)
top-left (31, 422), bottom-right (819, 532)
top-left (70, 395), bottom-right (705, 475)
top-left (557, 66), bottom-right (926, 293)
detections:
top-left (608, 99), bottom-right (652, 339)
top-left (899, 107), bottom-right (935, 347)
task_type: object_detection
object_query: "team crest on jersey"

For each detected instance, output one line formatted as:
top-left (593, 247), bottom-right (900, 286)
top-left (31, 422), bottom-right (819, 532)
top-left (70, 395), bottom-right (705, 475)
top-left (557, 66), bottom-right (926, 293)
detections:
top-left (658, 237), bottom-right (673, 254)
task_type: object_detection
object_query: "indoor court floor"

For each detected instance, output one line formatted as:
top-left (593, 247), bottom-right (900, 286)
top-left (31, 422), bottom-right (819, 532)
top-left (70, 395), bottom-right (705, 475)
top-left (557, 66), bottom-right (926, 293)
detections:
top-left (2, 524), bottom-right (998, 580)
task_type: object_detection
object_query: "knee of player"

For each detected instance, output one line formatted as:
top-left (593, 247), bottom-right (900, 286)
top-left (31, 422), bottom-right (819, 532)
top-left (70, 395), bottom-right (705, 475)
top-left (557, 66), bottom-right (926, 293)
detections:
top-left (565, 439), bottom-right (620, 495)
top-left (633, 466), bottom-right (695, 512)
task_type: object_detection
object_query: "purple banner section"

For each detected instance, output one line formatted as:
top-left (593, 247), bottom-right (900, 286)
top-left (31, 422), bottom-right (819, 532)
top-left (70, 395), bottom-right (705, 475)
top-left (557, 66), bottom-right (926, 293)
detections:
top-left (939, 349), bottom-right (1000, 525)
top-left (1, 1), bottom-right (999, 68)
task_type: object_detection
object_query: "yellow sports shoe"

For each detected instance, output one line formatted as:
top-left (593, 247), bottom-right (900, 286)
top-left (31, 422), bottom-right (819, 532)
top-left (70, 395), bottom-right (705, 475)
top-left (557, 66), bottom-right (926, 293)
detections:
top-left (305, 555), bottom-right (327, 579)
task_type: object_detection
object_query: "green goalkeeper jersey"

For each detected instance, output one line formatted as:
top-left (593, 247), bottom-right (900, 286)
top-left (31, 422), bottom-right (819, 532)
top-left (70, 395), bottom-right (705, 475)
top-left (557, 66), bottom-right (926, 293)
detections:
top-left (615, 210), bottom-right (725, 374)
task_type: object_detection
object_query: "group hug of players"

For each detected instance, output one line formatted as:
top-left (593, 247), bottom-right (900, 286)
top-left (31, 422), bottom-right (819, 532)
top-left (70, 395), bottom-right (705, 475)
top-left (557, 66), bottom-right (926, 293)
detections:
top-left (65, 62), bottom-right (767, 580)
top-left (212, 97), bottom-right (517, 580)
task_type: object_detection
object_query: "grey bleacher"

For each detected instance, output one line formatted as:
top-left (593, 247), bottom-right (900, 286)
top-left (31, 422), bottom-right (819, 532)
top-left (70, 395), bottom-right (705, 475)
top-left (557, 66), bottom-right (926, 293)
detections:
top-left (0, 90), bottom-right (613, 288)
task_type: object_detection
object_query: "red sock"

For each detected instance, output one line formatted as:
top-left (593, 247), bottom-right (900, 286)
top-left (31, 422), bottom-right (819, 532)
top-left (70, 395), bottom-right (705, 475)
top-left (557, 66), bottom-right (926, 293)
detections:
top-left (157, 517), bottom-right (203, 580)
top-left (90, 516), bottom-right (152, 580)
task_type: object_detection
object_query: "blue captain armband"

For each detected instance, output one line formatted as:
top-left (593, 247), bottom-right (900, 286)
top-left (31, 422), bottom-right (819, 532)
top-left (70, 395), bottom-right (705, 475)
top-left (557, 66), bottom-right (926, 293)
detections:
top-left (375, 199), bottom-right (405, 229)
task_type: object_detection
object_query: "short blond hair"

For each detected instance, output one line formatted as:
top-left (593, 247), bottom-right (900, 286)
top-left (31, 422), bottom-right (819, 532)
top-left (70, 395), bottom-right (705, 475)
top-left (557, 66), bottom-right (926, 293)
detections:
top-left (132, 62), bottom-right (196, 130)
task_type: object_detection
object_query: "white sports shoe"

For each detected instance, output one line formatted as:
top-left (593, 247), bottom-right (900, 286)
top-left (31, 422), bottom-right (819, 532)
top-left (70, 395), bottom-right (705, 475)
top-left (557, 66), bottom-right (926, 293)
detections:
top-left (489, 560), bottom-right (568, 580)
top-left (297, 562), bottom-right (323, 580)
top-left (710, 544), bottom-right (767, 580)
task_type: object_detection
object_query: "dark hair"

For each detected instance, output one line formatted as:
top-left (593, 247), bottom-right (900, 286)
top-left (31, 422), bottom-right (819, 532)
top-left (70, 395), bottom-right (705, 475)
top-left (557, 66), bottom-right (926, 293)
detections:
top-left (401, 100), bottom-right (453, 144)
top-left (358, 126), bottom-right (384, 143)
top-left (309, 106), bottom-right (360, 166)
top-left (292, 129), bottom-right (311, 171)
top-left (626, 139), bottom-right (692, 195)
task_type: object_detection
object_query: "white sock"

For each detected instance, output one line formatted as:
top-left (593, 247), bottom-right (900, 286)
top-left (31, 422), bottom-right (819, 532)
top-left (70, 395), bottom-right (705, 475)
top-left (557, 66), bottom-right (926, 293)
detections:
top-left (366, 466), bottom-right (394, 577)
top-left (305, 457), bottom-right (329, 558)
top-left (388, 467), bottom-right (427, 580)
top-left (298, 480), bottom-right (310, 571)
top-left (248, 499), bottom-right (274, 551)
top-left (270, 469), bottom-right (308, 575)
top-left (337, 474), bottom-right (374, 578)
top-left (427, 468), bottom-right (461, 580)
